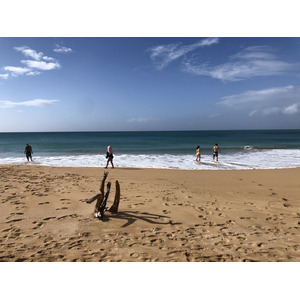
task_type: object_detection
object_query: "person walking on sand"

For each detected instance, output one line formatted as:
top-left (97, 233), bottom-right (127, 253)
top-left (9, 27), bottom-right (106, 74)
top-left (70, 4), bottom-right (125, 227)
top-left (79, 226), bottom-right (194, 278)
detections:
top-left (24, 144), bottom-right (33, 162)
top-left (105, 145), bottom-right (114, 168)
top-left (213, 143), bottom-right (221, 162)
top-left (196, 145), bottom-right (201, 162)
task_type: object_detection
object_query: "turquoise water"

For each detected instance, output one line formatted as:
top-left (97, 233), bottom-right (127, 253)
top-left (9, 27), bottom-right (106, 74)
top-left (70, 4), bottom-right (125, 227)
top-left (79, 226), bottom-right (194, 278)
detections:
top-left (0, 130), bottom-right (299, 169)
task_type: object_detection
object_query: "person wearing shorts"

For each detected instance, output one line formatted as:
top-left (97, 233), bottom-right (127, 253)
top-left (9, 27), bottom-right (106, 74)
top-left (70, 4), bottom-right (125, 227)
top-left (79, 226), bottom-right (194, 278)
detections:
top-left (213, 143), bottom-right (221, 161)
top-left (196, 145), bottom-right (201, 162)
top-left (105, 145), bottom-right (114, 168)
top-left (24, 144), bottom-right (33, 162)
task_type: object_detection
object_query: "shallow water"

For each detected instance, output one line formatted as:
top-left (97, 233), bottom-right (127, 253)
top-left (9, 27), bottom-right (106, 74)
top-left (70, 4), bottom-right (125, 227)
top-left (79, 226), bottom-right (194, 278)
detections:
top-left (1, 130), bottom-right (299, 170)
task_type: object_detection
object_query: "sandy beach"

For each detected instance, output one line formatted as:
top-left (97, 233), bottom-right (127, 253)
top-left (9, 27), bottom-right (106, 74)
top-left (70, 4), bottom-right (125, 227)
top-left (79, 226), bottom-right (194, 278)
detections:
top-left (0, 164), bottom-right (299, 262)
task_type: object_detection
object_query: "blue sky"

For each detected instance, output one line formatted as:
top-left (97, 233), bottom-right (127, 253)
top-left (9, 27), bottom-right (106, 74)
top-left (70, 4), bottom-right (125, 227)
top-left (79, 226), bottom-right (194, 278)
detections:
top-left (1, 37), bottom-right (300, 132)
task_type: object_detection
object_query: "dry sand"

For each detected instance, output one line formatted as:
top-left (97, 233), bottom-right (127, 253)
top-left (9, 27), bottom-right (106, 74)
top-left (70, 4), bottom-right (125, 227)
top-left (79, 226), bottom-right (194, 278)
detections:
top-left (0, 164), bottom-right (299, 262)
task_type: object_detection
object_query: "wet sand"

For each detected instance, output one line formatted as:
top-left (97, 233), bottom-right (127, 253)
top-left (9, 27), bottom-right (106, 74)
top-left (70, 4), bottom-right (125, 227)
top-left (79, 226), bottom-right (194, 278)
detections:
top-left (0, 165), bottom-right (299, 262)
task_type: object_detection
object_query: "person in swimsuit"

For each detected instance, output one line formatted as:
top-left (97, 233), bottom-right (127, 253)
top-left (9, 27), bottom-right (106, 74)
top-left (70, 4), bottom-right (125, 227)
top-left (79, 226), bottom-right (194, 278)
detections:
top-left (105, 145), bottom-right (114, 168)
top-left (213, 143), bottom-right (221, 161)
top-left (196, 145), bottom-right (201, 162)
top-left (24, 144), bottom-right (33, 162)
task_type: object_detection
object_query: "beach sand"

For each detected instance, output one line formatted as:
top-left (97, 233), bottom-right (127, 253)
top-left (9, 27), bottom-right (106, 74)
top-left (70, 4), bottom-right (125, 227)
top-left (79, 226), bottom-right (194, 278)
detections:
top-left (0, 164), bottom-right (299, 262)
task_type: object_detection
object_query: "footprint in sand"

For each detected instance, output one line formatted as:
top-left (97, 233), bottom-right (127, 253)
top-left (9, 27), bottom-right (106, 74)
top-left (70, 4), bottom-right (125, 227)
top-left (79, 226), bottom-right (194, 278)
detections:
top-left (9, 212), bottom-right (24, 216)
top-left (6, 218), bottom-right (23, 224)
top-left (130, 252), bottom-right (139, 258)
top-left (32, 222), bottom-right (44, 229)
top-left (43, 217), bottom-right (56, 221)
top-left (60, 199), bottom-right (71, 205)
top-left (57, 214), bottom-right (78, 220)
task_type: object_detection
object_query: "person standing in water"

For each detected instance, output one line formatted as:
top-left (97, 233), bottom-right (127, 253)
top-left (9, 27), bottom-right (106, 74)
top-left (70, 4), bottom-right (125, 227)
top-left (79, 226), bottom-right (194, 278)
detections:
top-left (24, 144), bottom-right (33, 162)
top-left (213, 143), bottom-right (221, 161)
top-left (105, 145), bottom-right (114, 168)
top-left (196, 145), bottom-right (201, 162)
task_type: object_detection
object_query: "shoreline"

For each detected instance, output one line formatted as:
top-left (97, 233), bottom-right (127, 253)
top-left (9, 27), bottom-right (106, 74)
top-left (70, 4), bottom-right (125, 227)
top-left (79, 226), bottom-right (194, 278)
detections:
top-left (1, 162), bottom-right (300, 171)
top-left (1, 165), bottom-right (299, 262)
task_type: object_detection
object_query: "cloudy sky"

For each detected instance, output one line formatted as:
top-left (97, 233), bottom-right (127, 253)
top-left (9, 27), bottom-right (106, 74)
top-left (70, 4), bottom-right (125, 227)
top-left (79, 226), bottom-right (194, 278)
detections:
top-left (1, 37), bottom-right (300, 132)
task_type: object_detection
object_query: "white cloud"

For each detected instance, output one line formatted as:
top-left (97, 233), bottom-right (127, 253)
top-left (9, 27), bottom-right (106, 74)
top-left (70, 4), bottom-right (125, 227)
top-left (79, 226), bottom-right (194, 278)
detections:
top-left (3, 66), bottom-right (42, 77)
top-left (283, 103), bottom-right (299, 115)
top-left (42, 56), bottom-right (55, 61)
top-left (14, 46), bottom-right (44, 60)
top-left (262, 107), bottom-right (281, 116)
top-left (219, 86), bottom-right (295, 107)
top-left (250, 104), bottom-right (300, 117)
top-left (0, 99), bottom-right (59, 108)
top-left (219, 85), bottom-right (300, 117)
top-left (127, 117), bottom-right (160, 123)
top-left (53, 45), bottom-right (73, 53)
top-left (149, 38), bottom-right (219, 70)
top-left (4, 66), bottom-right (31, 76)
top-left (1, 45), bottom-right (61, 80)
top-left (0, 73), bottom-right (10, 79)
top-left (26, 71), bottom-right (41, 76)
top-left (249, 110), bottom-right (258, 117)
top-left (183, 46), bottom-right (294, 81)
top-left (15, 46), bottom-right (57, 62)
top-left (231, 46), bottom-right (275, 60)
top-left (21, 60), bottom-right (60, 70)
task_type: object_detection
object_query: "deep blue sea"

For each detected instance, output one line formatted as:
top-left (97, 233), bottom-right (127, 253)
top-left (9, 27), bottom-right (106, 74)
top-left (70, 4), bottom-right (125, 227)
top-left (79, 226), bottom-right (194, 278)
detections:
top-left (0, 130), bottom-right (299, 170)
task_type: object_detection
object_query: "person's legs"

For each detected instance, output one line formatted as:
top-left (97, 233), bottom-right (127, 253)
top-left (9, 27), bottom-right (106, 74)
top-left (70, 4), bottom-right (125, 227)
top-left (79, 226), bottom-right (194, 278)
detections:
top-left (106, 157), bottom-right (114, 168)
top-left (105, 158), bottom-right (109, 168)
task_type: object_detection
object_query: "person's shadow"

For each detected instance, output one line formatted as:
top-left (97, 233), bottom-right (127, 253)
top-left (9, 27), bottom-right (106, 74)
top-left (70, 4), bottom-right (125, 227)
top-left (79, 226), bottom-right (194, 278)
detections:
top-left (102, 210), bottom-right (182, 228)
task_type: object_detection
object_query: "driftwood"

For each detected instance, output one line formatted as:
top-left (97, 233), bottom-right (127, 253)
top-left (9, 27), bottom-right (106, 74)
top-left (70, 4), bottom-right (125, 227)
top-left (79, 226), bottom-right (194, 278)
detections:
top-left (86, 172), bottom-right (120, 220)
top-left (95, 182), bottom-right (111, 219)
top-left (99, 172), bottom-right (108, 195)
top-left (109, 180), bottom-right (120, 213)
top-left (86, 172), bottom-right (109, 204)
top-left (86, 193), bottom-right (102, 204)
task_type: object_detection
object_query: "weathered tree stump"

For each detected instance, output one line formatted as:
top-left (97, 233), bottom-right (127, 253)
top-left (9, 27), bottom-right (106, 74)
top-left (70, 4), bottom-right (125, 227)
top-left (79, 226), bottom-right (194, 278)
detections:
top-left (86, 172), bottom-right (121, 220)
top-left (86, 172), bottom-right (110, 219)
top-left (109, 180), bottom-right (120, 213)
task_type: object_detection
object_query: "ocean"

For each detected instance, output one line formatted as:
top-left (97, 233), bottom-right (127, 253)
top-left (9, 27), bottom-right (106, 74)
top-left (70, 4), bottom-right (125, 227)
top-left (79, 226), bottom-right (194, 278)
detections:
top-left (0, 130), bottom-right (299, 170)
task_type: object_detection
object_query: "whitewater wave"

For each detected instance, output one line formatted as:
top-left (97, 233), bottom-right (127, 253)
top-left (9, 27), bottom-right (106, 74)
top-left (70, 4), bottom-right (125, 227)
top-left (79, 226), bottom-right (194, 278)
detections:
top-left (0, 149), bottom-right (299, 170)
top-left (243, 145), bottom-right (254, 150)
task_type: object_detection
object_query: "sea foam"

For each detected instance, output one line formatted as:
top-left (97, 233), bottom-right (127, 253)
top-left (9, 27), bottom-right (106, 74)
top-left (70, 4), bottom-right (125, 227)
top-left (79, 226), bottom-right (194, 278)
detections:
top-left (1, 149), bottom-right (299, 170)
